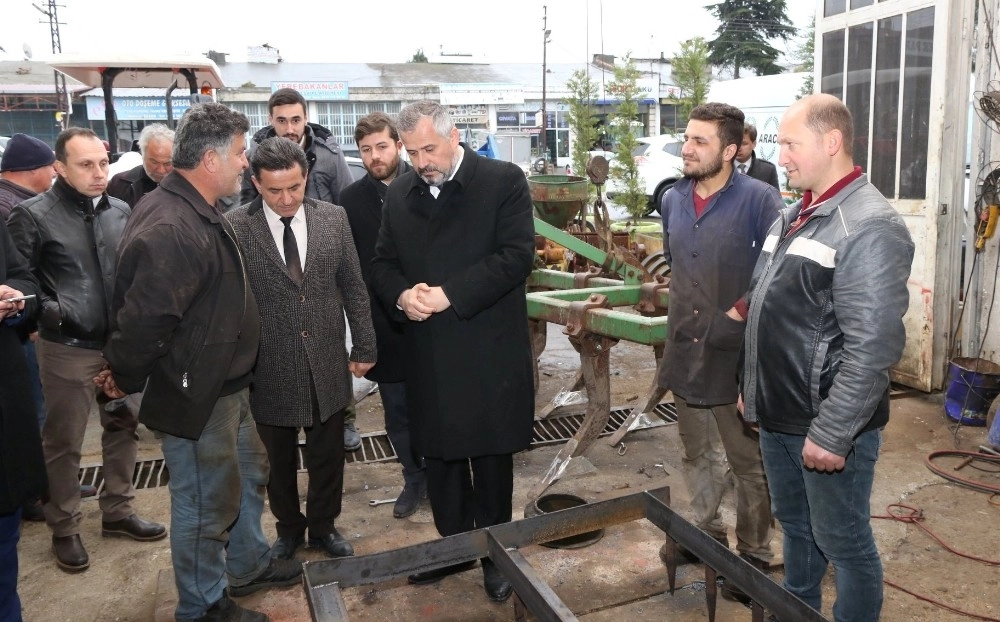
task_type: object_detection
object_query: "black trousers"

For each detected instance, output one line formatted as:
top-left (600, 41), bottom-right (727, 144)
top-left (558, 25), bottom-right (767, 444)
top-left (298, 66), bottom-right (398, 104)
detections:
top-left (256, 394), bottom-right (345, 539)
top-left (424, 453), bottom-right (514, 537)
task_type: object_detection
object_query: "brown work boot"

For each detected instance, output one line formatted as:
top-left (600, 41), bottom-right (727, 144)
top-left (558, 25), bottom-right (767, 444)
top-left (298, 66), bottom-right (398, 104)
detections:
top-left (52, 534), bottom-right (89, 572)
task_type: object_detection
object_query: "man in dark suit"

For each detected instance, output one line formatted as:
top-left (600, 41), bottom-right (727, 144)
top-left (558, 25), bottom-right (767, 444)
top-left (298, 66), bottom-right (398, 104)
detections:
top-left (227, 137), bottom-right (377, 561)
top-left (735, 122), bottom-right (780, 190)
top-left (370, 100), bottom-right (536, 603)
top-left (341, 112), bottom-right (426, 519)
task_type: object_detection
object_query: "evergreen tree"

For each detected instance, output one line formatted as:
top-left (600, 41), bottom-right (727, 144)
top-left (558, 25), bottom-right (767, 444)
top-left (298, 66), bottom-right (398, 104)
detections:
top-left (408, 49), bottom-right (428, 63)
top-left (565, 70), bottom-right (601, 198)
top-left (671, 37), bottom-right (712, 126)
top-left (796, 16), bottom-right (815, 99)
top-left (607, 56), bottom-right (647, 223)
top-left (706, 0), bottom-right (796, 78)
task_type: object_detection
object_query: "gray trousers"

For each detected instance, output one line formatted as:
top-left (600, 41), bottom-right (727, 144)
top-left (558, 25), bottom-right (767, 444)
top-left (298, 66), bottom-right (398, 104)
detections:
top-left (674, 396), bottom-right (774, 561)
top-left (36, 338), bottom-right (137, 537)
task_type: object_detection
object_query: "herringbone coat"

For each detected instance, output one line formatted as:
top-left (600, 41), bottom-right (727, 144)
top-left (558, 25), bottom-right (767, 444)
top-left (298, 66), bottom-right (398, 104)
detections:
top-left (227, 196), bottom-right (377, 428)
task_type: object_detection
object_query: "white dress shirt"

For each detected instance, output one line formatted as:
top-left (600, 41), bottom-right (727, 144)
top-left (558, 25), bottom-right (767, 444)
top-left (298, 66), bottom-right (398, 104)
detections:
top-left (263, 204), bottom-right (308, 268)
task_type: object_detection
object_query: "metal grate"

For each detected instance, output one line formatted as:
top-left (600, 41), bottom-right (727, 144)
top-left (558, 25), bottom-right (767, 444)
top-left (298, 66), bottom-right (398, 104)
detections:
top-left (79, 402), bottom-right (677, 493)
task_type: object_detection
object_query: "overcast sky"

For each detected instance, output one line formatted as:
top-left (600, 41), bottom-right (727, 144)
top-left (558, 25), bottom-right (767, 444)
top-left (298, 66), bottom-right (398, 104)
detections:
top-left (1, 0), bottom-right (814, 67)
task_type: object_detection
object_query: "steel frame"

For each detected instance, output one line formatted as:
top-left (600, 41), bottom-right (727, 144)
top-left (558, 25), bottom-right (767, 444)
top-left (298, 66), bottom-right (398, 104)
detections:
top-left (302, 486), bottom-right (828, 622)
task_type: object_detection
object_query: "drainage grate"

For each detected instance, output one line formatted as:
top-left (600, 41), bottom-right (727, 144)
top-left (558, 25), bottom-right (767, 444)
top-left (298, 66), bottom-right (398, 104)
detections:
top-left (79, 402), bottom-right (678, 493)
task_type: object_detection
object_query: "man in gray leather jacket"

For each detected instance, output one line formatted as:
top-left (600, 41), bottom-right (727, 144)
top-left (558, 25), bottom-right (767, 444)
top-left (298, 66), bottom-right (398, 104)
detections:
top-left (740, 94), bottom-right (914, 622)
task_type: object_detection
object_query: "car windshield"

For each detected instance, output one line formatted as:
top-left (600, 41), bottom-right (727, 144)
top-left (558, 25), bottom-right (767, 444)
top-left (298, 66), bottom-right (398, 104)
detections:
top-left (663, 142), bottom-right (682, 157)
top-left (631, 143), bottom-right (649, 157)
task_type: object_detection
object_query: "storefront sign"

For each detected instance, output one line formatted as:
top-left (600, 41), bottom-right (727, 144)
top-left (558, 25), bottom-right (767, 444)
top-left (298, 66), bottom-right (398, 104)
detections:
top-left (440, 83), bottom-right (524, 105)
top-left (270, 81), bottom-right (349, 101)
top-left (85, 96), bottom-right (191, 121)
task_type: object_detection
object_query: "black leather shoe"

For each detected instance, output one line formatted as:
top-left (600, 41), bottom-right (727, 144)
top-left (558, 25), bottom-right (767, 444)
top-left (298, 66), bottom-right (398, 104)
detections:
top-left (308, 529), bottom-right (354, 558)
top-left (190, 595), bottom-right (268, 622)
top-left (228, 557), bottom-right (303, 597)
top-left (270, 534), bottom-right (305, 560)
top-left (21, 499), bottom-right (45, 522)
top-left (407, 560), bottom-right (477, 585)
top-left (52, 534), bottom-right (89, 572)
top-left (393, 481), bottom-right (427, 519)
top-left (102, 514), bottom-right (168, 541)
top-left (482, 559), bottom-right (513, 602)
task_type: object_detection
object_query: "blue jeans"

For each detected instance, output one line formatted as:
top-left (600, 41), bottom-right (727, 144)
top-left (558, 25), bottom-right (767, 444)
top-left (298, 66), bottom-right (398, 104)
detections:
top-left (0, 509), bottom-right (22, 622)
top-left (161, 388), bottom-right (271, 620)
top-left (759, 428), bottom-right (883, 622)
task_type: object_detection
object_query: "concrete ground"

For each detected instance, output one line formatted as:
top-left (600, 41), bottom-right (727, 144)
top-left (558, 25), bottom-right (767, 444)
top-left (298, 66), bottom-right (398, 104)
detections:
top-left (14, 324), bottom-right (1000, 621)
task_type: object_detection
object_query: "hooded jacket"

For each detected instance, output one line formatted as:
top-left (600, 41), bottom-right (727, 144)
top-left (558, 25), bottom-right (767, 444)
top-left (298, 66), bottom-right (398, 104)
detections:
top-left (239, 122), bottom-right (353, 206)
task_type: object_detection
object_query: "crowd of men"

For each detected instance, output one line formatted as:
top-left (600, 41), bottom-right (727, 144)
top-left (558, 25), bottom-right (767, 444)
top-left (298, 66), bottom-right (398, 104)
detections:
top-left (0, 88), bottom-right (912, 622)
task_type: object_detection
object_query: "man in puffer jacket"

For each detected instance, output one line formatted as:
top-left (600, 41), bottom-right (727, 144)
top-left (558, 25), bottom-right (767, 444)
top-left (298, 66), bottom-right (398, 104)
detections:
top-left (741, 94), bottom-right (914, 622)
top-left (239, 87), bottom-right (353, 207)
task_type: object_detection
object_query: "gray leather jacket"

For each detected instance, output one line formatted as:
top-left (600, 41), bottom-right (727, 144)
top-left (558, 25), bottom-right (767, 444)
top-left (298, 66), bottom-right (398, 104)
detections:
top-left (741, 173), bottom-right (914, 457)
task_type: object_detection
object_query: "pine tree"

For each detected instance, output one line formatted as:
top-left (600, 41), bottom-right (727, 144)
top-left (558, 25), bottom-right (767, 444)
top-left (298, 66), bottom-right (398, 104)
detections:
top-left (671, 37), bottom-right (712, 125)
top-left (706, 0), bottom-right (796, 78)
top-left (607, 56), bottom-right (647, 223)
top-left (564, 70), bottom-right (601, 198)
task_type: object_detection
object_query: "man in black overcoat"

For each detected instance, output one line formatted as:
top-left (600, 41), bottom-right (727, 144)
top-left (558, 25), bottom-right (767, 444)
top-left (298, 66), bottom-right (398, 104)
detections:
top-left (370, 100), bottom-right (535, 603)
top-left (341, 112), bottom-right (426, 519)
top-left (0, 219), bottom-right (46, 621)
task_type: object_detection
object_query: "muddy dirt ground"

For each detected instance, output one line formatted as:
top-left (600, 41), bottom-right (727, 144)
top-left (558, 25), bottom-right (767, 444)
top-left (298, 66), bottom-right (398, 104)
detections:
top-left (15, 324), bottom-right (1000, 621)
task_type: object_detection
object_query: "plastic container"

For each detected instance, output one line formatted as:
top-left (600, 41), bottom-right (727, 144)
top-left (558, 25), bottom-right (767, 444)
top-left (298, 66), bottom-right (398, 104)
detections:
top-left (944, 357), bottom-right (1000, 426)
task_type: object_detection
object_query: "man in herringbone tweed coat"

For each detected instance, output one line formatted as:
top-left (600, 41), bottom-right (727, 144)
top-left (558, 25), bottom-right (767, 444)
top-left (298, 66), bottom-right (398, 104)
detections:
top-left (227, 137), bottom-right (377, 561)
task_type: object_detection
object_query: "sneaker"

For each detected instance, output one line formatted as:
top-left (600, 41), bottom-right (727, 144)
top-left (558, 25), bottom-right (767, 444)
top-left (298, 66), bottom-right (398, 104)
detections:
top-left (344, 422), bottom-right (362, 452)
top-left (393, 481), bottom-right (427, 518)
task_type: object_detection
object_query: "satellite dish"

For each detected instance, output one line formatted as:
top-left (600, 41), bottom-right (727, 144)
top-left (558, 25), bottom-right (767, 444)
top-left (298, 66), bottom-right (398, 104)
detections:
top-left (23, 43), bottom-right (33, 60)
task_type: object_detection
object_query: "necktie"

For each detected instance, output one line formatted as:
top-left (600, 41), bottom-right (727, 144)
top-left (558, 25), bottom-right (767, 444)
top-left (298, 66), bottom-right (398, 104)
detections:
top-left (279, 216), bottom-right (303, 285)
top-left (738, 163), bottom-right (747, 175)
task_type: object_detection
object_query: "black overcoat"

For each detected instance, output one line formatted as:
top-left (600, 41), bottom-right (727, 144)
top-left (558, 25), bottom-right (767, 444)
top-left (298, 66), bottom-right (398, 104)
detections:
top-left (370, 146), bottom-right (535, 461)
top-left (0, 221), bottom-right (46, 513)
top-left (340, 163), bottom-right (412, 383)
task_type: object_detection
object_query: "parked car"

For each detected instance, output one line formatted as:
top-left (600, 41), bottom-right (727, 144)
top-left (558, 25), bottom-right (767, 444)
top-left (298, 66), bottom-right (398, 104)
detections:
top-left (606, 134), bottom-right (684, 216)
top-left (346, 155), bottom-right (366, 181)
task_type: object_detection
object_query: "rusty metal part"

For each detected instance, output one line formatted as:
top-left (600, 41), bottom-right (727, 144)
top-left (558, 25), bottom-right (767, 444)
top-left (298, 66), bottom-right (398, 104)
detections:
top-left (635, 275), bottom-right (670, 315)
top-left (607, 384), bottom-right (670, 447)
top-left (646, 498), bottom-right (827, 622)
top-left (528, 330), bottom-right (617, 499)
top-left (642, 251), bottom-right (671, 279)
top-left (586, 155), bottom-right (610, 186)
top-left (303, 487), bottom-right (829, 622)
top-left (572, 266), bottom-right (603, 290)
top-left (537, 370), bottom-right (585, 420)
top-left (564, 293), bottom-right (610, 337)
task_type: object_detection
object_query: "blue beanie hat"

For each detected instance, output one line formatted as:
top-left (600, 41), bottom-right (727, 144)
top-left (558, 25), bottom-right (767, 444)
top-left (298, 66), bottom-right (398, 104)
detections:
top-left (1, 134), bottom-right (56, 172)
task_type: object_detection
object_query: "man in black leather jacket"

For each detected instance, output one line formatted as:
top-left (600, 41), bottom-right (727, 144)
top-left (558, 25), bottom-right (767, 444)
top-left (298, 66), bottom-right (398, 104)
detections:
top-left (7, 127), bottom-right (166, 574)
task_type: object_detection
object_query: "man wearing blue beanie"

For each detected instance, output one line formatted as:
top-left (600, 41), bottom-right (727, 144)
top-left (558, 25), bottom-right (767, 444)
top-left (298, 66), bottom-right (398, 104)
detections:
top-left (0, 133), bottom-right (56, 220)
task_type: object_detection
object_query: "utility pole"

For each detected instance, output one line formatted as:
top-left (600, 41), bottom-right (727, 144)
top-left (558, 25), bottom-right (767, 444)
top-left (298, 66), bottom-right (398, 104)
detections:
top-left (34, 1), bottom-right (68, 130)
top-left (541, 5), bottom-right (551, 173)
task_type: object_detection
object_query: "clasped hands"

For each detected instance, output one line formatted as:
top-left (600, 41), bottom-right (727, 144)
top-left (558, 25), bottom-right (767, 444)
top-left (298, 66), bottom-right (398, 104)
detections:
top-left (397, 283), bottom-right (450, 322)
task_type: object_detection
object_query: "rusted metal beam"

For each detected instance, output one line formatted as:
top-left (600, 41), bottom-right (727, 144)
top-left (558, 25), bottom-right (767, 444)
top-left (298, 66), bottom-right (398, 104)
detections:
top-left (642, 493), bottom-right (829, 622)
top-left (529, 331), bottom-right (615, 499)
top-left (525, 295), bottom-right (668, 345)
top-left (486, 533), bottom-right (576, 622)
